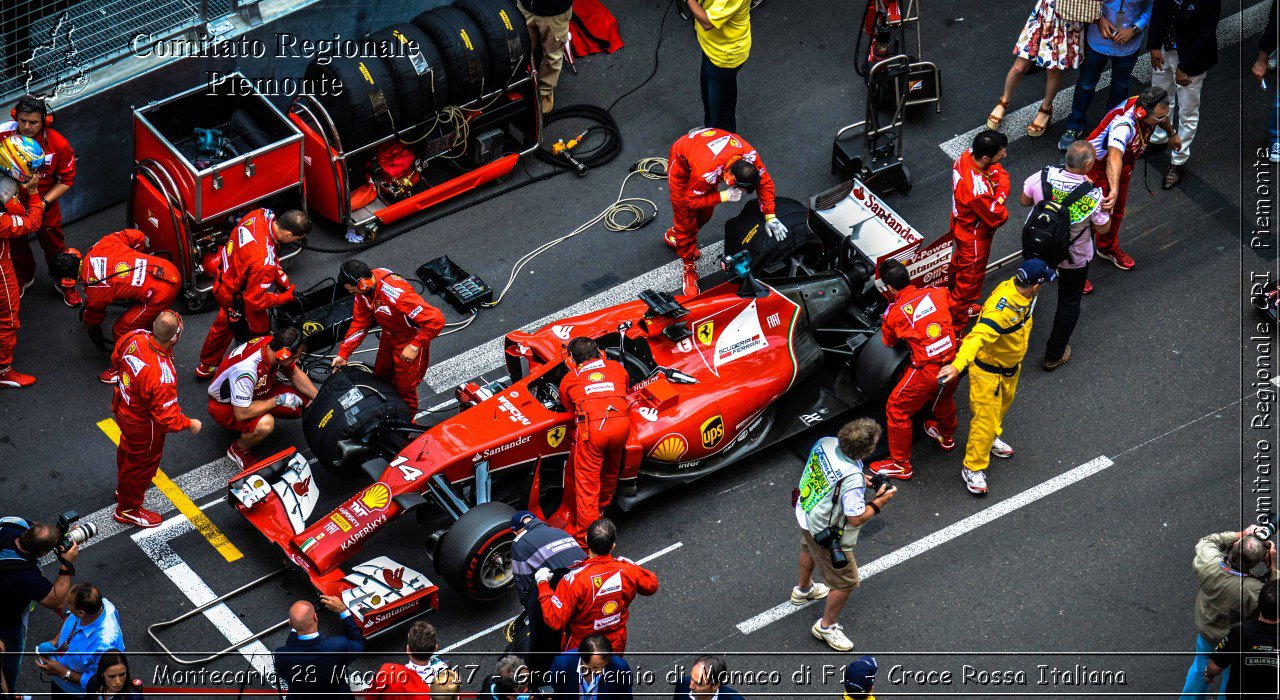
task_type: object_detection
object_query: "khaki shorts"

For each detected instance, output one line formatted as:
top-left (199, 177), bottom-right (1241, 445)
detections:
top-left (801, 530), bottom-right (861, 590)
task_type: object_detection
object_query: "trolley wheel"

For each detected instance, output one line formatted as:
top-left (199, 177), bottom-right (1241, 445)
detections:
top-left (433, 501), bottom-right (517, 601)
top-left (899, 164), bottom-right (912, 193)
top-left (179, 291), bottom-right (213, 314)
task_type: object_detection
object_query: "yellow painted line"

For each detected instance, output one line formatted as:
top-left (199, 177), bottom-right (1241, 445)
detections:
top-left (97, 418), bottom-right (243, 562)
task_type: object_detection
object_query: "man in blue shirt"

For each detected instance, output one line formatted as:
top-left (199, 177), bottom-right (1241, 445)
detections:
top-left (32, 583), bottom-right (124, 695)
top-left (1059, 0), bottom-right (1154, 150)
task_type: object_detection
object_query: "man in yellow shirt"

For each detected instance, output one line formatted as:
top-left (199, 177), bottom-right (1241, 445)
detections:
top-left (938, 259), bottom-right (1055, 495)
top-left (686, 0), bottom-right (752, 132)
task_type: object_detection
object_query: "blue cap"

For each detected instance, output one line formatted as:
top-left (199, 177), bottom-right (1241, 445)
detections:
top-left (843, 655), bottom-right (878, 693)
top-left (511, 510), bottom-right (537, 531)
top-left (1016, 258), bottom-right (1057, 284)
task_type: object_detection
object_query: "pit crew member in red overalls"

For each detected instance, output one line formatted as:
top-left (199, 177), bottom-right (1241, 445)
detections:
top-left (207, 328), bottom-right (318, 468)
top-left (537, 517), bottom-right (659, 653)
top-left (2, 95), bottom-right (77, 306)
top-left (1085, 86), bottom-right (1179, 277)
top-left (332, 260), bottom-right (445, 413)
top-left (0, 134), bottom-right (46, 388)
top-left (947, 129), bottom-right (1010, 329)
top-left (49, 229), bottom-right (180, 384)
top-left (110, 311), bottom-right (202, 527)
top-left (194, 208), bottom-right (310, 378)
top-left (665, 127), bottom-right (786, 296)
top-left (558, 337), bottom-right (639, 544)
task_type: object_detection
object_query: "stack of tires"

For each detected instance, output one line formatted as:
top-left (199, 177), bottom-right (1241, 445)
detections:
top-left (303, 0), bottom-right (530, 150)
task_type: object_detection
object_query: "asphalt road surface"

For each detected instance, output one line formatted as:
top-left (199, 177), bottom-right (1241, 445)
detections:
top-left (1, 0), bottom-right (1275, 696)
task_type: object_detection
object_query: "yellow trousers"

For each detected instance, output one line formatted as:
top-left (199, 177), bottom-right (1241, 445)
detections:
top-left (963, 365), bottom-right (1020, 471)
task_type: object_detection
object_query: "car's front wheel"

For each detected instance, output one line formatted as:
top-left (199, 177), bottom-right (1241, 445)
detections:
top-left (433, 501), bottom-right (518, 601)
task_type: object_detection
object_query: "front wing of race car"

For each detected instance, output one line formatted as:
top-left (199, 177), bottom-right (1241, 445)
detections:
top-left (228, 448), bottom-right (439, 636)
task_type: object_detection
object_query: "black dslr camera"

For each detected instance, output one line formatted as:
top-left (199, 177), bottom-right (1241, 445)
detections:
top-left (811, 524), bottom-right (851, 570)
top-left (55, 510), bottom-right (97, 554)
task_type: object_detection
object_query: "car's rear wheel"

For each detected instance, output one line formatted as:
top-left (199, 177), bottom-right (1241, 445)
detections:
top-left (855, 329), bottom-right (910, 399)
top-left (433, 501), bottom-right (517, 601)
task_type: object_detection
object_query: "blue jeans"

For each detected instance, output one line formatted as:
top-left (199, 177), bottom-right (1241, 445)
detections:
top-left (1180, 633), bottom-right (1229, 699)
top-left (0, 616), bottom-right (28, 694)
top-left (1064, 43), bottom-right (1142, 134)
top-left (700, 53), bottom-right (741, 133)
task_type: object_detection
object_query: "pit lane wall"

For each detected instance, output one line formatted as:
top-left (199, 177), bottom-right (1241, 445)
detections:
top-left (35, 0), bottom-right (451, 224)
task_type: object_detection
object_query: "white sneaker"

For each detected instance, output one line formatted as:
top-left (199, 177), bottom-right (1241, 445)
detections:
top-left (811, 620), bottom-right (853, 652)
top-left (1149, 127), bottom-right (1169, 145)
top-left (990, 437), bottom-right (1014, 458)
top-left (962, 468), bottom-right (988, 495)
top-left (792, 583), bottom-right (830, 605)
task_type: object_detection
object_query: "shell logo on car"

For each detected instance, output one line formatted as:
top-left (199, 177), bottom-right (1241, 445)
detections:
top-left (649, 434), bottom-right (688, 462)
top-left (360, 483), bottom-right (392, 511)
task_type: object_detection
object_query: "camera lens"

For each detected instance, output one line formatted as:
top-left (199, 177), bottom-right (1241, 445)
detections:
top-left (67, 523), bottom-right (97, 545)
top-left (830, 547), bottom-right (850, 569)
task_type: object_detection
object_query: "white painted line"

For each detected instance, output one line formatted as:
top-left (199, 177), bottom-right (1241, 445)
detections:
top-left (938, 2), bottom-right (1269, 159)
top-left (423, 243), bottom-right (726, 394)
top-left (1271, 375), bottom-right (1279, 389)
top-left (132, 508), bottom-right (274, 677)
top-left (438, 541), bottom-right (684, 653)
top-left (735, 456), bottom-right (1115, 635)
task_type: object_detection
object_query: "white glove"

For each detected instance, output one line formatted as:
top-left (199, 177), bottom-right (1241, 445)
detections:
top-left (765, 216), bottom-right (788, 241)
top-left (720, 187), bottom-right (744, 203)
top-left (274, 392), bottom-right (304, 410)
top-left (534, 567), bottom-right (553, 584)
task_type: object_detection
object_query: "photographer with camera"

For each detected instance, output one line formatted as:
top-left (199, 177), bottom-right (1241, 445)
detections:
top-left (792, 418), bottom-right (896, 652)
top-left (0, 516), bottom-right (79, 693)
top-left (1179, 523), bottom-right (1279, 697)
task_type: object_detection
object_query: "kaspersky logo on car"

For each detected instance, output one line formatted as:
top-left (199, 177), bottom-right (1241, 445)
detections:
top-left (339, 514), bottom-right (388, 551)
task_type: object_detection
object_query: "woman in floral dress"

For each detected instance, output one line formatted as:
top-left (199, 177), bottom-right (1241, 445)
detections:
top-left (987, 0), bottom-right (1083, 137)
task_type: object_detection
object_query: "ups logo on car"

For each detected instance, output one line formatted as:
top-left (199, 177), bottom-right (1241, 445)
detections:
top-left (700, 415), bottom-right (725, 449)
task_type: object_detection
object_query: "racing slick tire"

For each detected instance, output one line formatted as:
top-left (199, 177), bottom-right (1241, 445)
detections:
top-left (368, 23), bottom-right (449, 124)
top-left (854, 329), bottom-right (909, 400)
top-left (303, 55), bottom-right (402, 149)
top-left (724, 197), bottom-right (824, 276)
top-left (434, 501), bottom-right (518, 601)
top-left (452, 0), bottom-right (531, 89)
top-left (413, 7), bottom-right (491, 106)
top-left (303, 367), bottom-right (413, 478)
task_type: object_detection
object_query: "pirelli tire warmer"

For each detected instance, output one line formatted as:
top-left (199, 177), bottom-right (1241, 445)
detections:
top-left (303, 366), bottom-right (413, 478)
top-left (413, 6), bottom-right (491, 105)
top-left (367, 23), bottom-right (450, 123)
top-left (453, 0), bottom-right (532, 89)
top-left (303, 54), bottom-right (403, 149)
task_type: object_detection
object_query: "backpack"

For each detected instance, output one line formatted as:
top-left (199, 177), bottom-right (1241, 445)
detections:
top-left (1021, 167), bottom-right (1094, 267)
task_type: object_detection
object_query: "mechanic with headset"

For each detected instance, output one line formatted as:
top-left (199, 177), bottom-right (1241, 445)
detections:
top-left (207, 327), bottom-right (318, 469)
top-left (332, 260), bottom-right (446, 414)
top-left (1083, 85), bottom-right (1180, 277)
top-left (664, 127), bottom-right (786, 297)
top-left (0, 134), bottom-right (46, 389)
top-left (194, 208), bottom-right (310, 379)
top-left (558, 336), bottom-right (641, 544)
top-left (867, 260), bottom-right (958, 481)
top-left (1, 95), bottom-right (77, 307)
top-left (50, 229), bottom-right (181, 384)
top-left (947, 129), bottom-right (1011, 329)
top-left (110, 311), bottom-right (202, 528)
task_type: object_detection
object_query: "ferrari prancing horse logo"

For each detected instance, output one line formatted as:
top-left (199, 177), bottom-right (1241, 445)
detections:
top-left (696, 321), bottom-right (714, 346)
top-left (547, 426), bottom-right (566, 448)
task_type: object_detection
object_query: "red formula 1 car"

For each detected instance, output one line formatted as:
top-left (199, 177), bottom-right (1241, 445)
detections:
top-left (228, 181), bottom-right (956, 637)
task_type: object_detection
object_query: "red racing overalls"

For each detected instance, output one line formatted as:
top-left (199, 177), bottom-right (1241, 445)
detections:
top-left (111, 329), bottom-right (192, 510)
top-left (881, 284), bottom-right (959, 466)
top-left (1086, 96), bottom-right (1154, 255)
top-left (666, 128), bottom-right (776, 262)
top-left (558, 356), bottom-right (635, 542)
top-left (537, 552), bottom-right (659, 653)
top-left (198, 209), bottom-right (294, 368)
top-left (80, 229), bottom-right (180, 340)
top-left (0, 120), bottom-right (74, 287)
top-left (336, 269), bottom-right (445, 413)
top-left (947, 149), bottom-right (1010, 328)
top-left (0, 191), bottom-right (43, 372)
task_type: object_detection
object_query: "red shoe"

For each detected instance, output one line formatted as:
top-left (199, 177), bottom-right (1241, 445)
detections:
top-left (0, 367), bottom-right (36, 388)
top-left (681, 262), bottom-right (700, 297)
top-left (58, 282), bottom-right (83, 308)
top-left (923, 420), bottom-right (956, 451)
top-left (1096, 247), bottom-right (1135, 270)
top-left (113, 507), bottom-right (161, 528)
top-left (227, 443), bottom-right (255, 470)
top-left (98, 368), bottom-right (119, 384)
top-left (868, 458), bottom-right (914, 480)
top-left (1083, 280), bottom-right (1094, 295)
top-left (194, 364), bottom-right (218, 380)
top-left (664, 229), bottom-right (700, 261)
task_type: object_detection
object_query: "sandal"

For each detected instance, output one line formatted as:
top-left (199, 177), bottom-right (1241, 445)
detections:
top-left (986, 97), bottom-right (1011, 131)
top-left (1027, 103), bottom-right (1053, 137)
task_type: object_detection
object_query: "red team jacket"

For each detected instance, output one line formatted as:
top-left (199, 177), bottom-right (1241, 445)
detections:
top-left (538, 553), bottom-right (659, 652)
top-left (949, 150), bottom-right (1010, 240)
top-left (668, 128), bottom-right (777, 214)
top-left (1, 192), bottom-right (43, 243)
top-left (213, 209), bottom-right (292, 314)
top-left (558, 356), bottom-right (632, 425)
top-left (1087, 95), bottom-right (1155, 168)
top-left (881, 285), bottom-right (957, 366)
top-left (110, 329), bottom-right (192, 431)
top-left (337, 269), bottom-right (445, 359)
top-left (0, 120), bottom-right (76, 200)
top-left (80, 229), bottom-right (180, 327)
